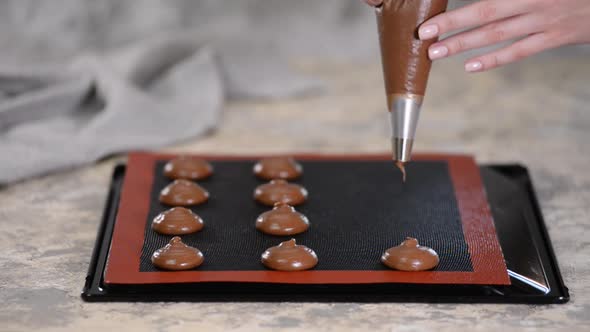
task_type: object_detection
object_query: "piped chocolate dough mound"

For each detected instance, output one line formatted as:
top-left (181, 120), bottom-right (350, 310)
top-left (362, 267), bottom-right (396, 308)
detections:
top-left (159, 180), bottom-right (209, 206)
top-left (261, 239), bottom-right (318, 271)
top-left (254, 179), bottom-right (307, 206)
top-left (151, 237), bottom-right (204, 271)
top-left (256, 202), bottom-right (310, 236)
top-left (381, 237), bottom-right (439, 271)
top-left (164, 156), bottom-right (213, 181)
top-left (253, 157), bottom-right (303, 180)
top-left (152, 207), bottom-right (204, 235)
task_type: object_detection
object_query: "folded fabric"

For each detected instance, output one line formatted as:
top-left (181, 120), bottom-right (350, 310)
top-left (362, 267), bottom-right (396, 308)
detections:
top-left (0, 34), bottom-right (323, 184)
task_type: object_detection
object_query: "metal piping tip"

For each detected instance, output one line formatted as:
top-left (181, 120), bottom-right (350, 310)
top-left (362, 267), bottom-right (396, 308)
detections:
top-left (388, 93), bottom-right (423, 162)
top-left (392, 137), bottom-right (414, 162)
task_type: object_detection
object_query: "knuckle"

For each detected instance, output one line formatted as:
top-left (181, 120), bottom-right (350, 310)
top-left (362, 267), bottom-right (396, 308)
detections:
top-left (541, 0), bottom-right (568, 11)
top-left (486, 55), bottom-right (499, 69)
top-left (511, 48), bottom-right (529, 61)
top-left (451, 37), bottom-right (468, 52)
top-left (477, 2), bottom-right (498, 21)
top-left (553, 30), bottom-right (575, 45)
top-left (523, 0), bottom-right (550, 11)
top-left (541, 0), bottom-right (563, 7)
top-left (485, 24), bottom-right (507, 43)
top-left (540, 31), bottom-right (564, 47)
top-left (440, 15), bottom-right (457, 31)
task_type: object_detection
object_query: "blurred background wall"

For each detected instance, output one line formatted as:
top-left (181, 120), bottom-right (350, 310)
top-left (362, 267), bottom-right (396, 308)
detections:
top-left (0, 0), bottom-right (378, 63)
top-left (1, 0), bottom-right (588, 64)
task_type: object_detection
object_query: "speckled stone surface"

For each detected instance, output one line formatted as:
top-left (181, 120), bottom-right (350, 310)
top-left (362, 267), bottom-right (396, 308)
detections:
top-left (1, 54), bottom-right (589, 331)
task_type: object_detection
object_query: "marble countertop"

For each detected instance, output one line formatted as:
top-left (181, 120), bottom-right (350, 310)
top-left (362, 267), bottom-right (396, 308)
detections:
top-left (1, 54), bottom-right (589, 331)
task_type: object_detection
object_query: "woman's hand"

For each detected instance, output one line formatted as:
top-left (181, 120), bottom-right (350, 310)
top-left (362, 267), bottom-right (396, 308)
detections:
top-left (364, 0), bottom-right (590, 73)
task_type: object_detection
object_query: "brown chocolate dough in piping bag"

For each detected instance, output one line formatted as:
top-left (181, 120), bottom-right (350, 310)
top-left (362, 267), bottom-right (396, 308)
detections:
top-left (376, 0), bottom-right (448, 179)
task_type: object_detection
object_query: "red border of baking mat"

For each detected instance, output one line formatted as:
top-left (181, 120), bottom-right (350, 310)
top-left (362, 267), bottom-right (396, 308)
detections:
top-left (104, 152), bottom-right (510, 285)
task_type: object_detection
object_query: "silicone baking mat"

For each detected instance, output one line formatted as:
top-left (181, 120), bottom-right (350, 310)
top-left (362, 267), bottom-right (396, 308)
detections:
top-left (103, 153), bottom-right (509, 286)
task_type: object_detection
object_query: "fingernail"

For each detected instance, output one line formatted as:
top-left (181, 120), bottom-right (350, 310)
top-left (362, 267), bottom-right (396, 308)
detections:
top-left (419, 24), bottom-right (439, 40)
top-left (465, 61), bottom-right (483, 72)
top-left (429, 45), bottom-right (448, 60)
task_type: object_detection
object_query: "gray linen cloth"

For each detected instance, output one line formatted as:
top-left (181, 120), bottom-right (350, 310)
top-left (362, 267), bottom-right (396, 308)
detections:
top-left (0, 35), bottom-right (323, 184)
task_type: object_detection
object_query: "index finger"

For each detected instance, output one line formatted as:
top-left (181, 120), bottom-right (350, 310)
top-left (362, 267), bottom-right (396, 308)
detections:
top-left (419, 0), bottom-right (536, 40)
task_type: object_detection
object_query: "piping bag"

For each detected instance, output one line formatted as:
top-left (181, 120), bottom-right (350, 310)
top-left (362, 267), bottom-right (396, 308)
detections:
top-left (376, 0), bottom-right (448, 180)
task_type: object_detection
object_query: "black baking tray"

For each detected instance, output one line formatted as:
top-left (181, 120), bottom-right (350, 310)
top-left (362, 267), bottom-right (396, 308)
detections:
top-left (81, 163), bottom-right (569, 303)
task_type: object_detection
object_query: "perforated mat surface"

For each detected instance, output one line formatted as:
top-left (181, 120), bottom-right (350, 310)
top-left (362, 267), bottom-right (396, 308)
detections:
top-left (139, 161), bottom-right (472, 272)
top-left (104, 153), bottom-right (509, 286)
